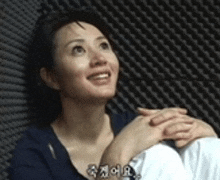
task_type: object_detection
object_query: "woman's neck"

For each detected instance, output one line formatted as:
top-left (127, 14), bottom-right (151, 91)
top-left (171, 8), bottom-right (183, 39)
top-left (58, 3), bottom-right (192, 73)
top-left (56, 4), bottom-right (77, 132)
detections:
top-left (51, 96), bottom-right (112, 144)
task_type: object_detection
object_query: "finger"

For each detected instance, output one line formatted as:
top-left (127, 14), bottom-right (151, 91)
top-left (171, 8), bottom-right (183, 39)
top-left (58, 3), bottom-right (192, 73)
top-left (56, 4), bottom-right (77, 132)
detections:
top-left (175, 139), bottom-right (191, 148)
top-left (139, 109), bottom-right (176, 124)
top-left (137, 107), bottom-right (160, 116)
top-left (164, 122), bottom-right (193, 135)
top-left (154, 115), bottom-right (194, 130)
top-left (166, 115), bottom-right (194, 124)
top-left (164, 132), bottom-right (192, 141)
top-left (150, 110), bottom-right (184, 126)
top-left (138, 110), bottom-right (190, 126)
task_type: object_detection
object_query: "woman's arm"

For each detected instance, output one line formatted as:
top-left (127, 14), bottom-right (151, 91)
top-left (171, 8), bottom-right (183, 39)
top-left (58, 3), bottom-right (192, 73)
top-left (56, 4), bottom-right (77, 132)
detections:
top-left (97, 108), bottom-right (191, 180)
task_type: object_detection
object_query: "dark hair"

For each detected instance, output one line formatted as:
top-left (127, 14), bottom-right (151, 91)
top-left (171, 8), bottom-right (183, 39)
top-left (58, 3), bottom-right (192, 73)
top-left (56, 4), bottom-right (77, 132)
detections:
top-left (30, 8), bottom-right (114, 70)
top-left (28, 8), bottom-right (115, 126)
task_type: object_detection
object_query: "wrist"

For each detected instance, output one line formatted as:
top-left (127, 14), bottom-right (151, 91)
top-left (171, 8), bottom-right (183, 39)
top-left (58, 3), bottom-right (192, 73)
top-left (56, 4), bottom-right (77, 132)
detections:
top-left (100, 136), bottom-right (136, 168)
top-left (101, 142), bottom-right (129, 167)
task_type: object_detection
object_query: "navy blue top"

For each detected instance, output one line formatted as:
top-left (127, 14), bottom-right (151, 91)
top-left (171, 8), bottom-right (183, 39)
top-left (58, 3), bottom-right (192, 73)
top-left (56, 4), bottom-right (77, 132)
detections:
top-left (9, 112), bottom-right (137, 180)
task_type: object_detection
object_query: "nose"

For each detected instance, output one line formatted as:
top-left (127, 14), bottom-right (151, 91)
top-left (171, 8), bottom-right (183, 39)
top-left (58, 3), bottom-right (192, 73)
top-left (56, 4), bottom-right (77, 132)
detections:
top-left (89, 51), bottom-right (107, 67)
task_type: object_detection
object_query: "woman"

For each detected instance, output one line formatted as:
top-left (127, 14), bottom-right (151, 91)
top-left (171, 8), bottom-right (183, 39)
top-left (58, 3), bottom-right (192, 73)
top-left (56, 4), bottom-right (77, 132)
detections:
top-left (9, 9), bottom-right (219, 180)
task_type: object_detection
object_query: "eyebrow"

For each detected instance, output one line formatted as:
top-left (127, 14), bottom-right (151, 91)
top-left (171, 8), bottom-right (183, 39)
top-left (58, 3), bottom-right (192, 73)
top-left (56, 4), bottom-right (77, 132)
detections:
top-left (65, 39), bottom-right (84, 48)
top-left (96, 36), bottom-right (107, 41)
top-left (65, 36), bottom-right (107, 48)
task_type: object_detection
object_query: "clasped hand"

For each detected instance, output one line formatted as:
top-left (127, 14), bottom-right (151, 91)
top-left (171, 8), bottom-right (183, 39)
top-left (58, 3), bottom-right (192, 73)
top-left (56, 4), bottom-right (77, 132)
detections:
top-left (100, 107), bottom-right (218, 171)
top-left (138, 107), bottom-right (217, 148)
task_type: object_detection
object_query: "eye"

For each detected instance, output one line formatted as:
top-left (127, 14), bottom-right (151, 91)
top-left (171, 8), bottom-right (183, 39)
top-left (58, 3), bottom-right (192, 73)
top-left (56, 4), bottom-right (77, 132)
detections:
top-left (72, 46), bottom-right (85, 56)
top-left (100, 42), bottom-right (111, 50)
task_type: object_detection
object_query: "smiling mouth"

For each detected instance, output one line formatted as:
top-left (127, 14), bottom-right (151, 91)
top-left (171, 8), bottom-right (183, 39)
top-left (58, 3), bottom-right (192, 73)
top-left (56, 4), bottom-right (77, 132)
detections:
top-left (88, 72), bottom-right (111, 80)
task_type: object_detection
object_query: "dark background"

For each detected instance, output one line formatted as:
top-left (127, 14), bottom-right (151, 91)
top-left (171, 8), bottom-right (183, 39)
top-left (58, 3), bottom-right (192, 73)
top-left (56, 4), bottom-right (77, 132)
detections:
top-left (1, 0), bottom-right (220, 179)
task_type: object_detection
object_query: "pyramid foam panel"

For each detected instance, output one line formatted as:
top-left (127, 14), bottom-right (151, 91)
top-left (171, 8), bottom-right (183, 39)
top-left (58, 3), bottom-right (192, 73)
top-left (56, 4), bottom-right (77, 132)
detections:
top-left (1, 0), bottom-right (220, 179)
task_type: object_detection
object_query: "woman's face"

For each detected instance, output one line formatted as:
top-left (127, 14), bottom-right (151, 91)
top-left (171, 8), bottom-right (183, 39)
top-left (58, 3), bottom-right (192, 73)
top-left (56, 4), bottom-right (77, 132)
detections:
top-left (48, 21), bottom-right (119, 104)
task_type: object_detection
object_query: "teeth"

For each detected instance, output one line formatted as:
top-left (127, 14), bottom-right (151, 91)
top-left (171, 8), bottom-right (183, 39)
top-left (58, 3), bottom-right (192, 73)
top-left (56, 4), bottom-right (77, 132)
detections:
top-left (89, 73), bottom-right (109, 80)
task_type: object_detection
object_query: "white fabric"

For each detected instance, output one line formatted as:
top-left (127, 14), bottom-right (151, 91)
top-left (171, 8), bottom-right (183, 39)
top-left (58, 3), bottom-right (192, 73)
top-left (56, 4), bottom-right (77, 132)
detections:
top-left (124, 137), bottom-right (220, 180)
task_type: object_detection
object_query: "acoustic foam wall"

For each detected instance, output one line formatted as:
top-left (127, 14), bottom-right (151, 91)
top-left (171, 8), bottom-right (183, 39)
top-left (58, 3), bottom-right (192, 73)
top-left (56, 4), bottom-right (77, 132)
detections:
top-left (87, 0), bottom-right (220, 132)
top-left (1, 0), bottom-right (220, 179)
top-left (0, 1), bottom-right (41, 179)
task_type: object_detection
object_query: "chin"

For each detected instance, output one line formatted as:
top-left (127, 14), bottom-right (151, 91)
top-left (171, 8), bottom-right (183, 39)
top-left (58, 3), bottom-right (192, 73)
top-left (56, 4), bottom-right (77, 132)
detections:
top-left (92, 91), bottom-right (116, 104)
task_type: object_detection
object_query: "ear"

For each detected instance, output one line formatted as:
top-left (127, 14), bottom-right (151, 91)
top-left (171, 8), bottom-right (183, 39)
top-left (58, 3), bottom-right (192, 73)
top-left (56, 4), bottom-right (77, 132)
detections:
top-left (40, 67), bottom-right (60, 90)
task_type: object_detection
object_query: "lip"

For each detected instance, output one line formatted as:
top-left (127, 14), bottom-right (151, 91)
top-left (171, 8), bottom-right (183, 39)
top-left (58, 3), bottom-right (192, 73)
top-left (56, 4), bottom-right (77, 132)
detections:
top-left (87, 69), bottom-right (111, 80)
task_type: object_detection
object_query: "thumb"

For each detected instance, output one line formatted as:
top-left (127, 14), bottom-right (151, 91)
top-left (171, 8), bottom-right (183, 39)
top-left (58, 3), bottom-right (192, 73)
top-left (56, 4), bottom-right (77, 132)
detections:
top-left (175, 139), bottom-right (190, 148)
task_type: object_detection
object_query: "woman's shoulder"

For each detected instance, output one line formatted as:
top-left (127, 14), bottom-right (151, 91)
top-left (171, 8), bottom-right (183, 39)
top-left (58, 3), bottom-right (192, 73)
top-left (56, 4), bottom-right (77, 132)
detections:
top-left (8, 124), bottom-right (61, 180)
top-left (10, 124), bottom-right (56, 165)
top-left (15, 125), bottom-right (53, 148)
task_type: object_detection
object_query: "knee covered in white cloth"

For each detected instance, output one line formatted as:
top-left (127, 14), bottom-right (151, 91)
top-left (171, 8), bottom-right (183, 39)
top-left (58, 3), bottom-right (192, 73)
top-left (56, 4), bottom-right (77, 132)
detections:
top-left (181, 137), bottom-right (220, 164)
top-left (179, 137), bottom-right (220, 180)
top-left (128, 143), bottom-right (188, 180)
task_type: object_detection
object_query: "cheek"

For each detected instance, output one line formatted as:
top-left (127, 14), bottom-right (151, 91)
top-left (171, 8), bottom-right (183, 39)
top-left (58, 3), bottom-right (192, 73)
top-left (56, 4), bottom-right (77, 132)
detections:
top-left (111, 55), bottom-right (120, 74)
top-left (59, 58), bottom-right (87, 75)
top-left (54, 61), bottom-right (86, 87)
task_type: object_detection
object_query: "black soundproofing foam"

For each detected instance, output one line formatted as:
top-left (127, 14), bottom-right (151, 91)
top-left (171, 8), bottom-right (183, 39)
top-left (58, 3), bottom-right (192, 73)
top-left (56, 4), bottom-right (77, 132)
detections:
top-left (1, 0), bottom-right (220, 179)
